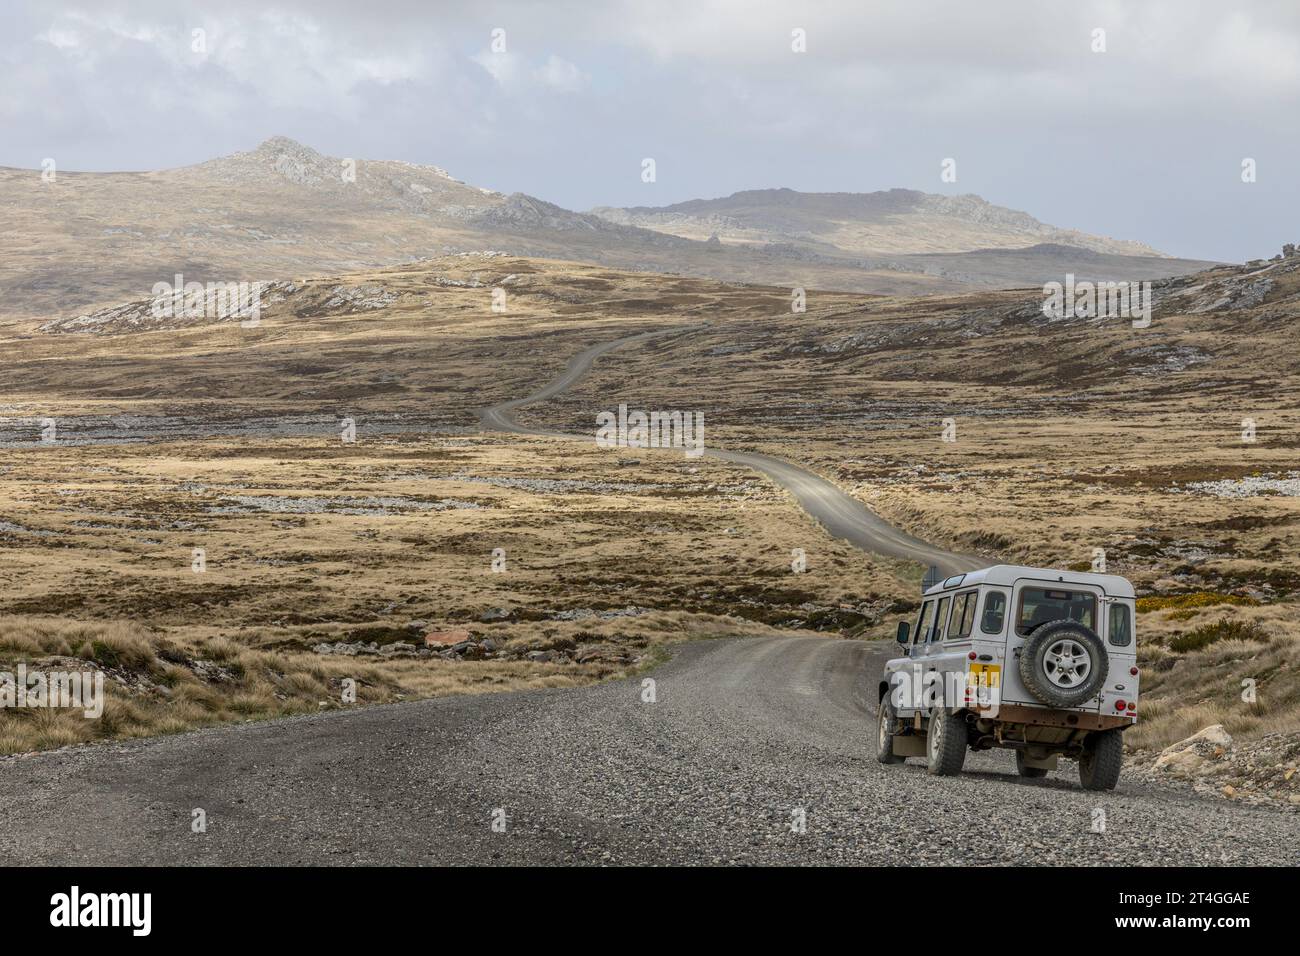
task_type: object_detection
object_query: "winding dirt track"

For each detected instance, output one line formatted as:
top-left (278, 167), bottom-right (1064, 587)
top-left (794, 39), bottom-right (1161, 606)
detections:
top-left (478, 323), bottom-right (984, 577)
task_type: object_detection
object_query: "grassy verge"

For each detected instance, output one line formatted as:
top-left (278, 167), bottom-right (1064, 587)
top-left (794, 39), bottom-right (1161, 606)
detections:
top-left (0, 616), bottom-right (605, 755)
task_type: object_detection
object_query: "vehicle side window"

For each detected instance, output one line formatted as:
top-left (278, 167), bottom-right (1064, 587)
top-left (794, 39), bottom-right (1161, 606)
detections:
top-left (980, 591), bottom-right (1006, 634)
top-left (1108, 603), bottom-right (1132, 646)
top-left (951, 591), bottom-right (977, 639)
top-left (946, 593), bottom-right (968, 639)
top-left (914, 600), bottom-right (934, 646)
top-left (931, 596), bottom-right (951, 642)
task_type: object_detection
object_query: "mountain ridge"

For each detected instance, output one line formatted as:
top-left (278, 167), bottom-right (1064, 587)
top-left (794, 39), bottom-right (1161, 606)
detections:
top-left (591, 185), bottom-right (1164, 258)
top-left (0, 136), bottom-right (1218, 326)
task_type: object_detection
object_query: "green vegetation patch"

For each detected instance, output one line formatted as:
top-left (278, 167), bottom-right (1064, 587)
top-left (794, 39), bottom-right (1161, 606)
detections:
top-left (1168, 619), bottom-right (1269, 653)
top-left (1137, 591), bottom-right (1258, 614)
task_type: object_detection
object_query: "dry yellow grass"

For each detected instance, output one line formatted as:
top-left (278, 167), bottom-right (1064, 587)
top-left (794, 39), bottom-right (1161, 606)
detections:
top-left (0, 426), bottom-right (905, 753)
top-left (4, 254), bottom-right (1298, 757)
top-left (0, 613), bottom-right (646, 755)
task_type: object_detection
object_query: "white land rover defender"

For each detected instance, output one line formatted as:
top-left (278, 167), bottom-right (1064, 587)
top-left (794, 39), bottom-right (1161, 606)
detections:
top-left (877, 564), bottom-right (1138, 791)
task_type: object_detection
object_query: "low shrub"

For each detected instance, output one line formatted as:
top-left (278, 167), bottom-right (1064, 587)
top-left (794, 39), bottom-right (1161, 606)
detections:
top-left (1169, 619), bottom-right (1268, 653)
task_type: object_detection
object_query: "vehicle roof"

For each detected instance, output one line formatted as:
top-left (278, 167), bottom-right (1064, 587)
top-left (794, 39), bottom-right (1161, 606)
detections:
top-left (923, 564), bottom-right (1136, 599)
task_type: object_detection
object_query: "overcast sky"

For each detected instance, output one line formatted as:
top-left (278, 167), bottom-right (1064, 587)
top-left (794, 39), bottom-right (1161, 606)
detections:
top-left (2, 0), bottom-right (1297, 261)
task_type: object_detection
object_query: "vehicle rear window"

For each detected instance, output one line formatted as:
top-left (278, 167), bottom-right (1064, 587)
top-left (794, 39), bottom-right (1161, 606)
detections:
top-left (980, 591), bottom-right (1006, 634)
top-left (1016, 588), bottom-right (1096, 636)
top-left (1108, 603), bottom-right (1132, 646)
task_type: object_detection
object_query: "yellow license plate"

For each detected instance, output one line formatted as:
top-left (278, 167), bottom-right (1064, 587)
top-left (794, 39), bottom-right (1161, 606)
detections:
top-left (968, 664), bottom-right (1000, 708)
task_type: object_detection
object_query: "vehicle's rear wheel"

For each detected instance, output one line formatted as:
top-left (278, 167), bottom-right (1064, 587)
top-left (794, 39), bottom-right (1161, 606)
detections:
top-left (926, 710), bottom-right (968, 776)
top-left (1015, 750), bottom-right (1048, 779)
top-left (1079, 729), bottom-right (1124, 791)
top-left (876, 695), bottom-right (904, 764)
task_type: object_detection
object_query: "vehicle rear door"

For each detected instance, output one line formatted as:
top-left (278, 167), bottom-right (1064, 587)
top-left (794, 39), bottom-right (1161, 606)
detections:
top-left (1003, 577), bottom-right (1104, 710)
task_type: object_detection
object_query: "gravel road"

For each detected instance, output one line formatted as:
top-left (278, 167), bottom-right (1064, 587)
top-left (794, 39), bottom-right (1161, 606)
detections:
top-left (479, 324), bottom-right (983, 577)
top-left (1, 636), bottom-right (1292, 865)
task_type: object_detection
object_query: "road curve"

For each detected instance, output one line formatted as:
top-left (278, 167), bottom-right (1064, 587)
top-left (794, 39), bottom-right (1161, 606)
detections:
top-left (0, 636), bottom-right (1291, 865)
top-left (478, 324), bottom-right (984, 577)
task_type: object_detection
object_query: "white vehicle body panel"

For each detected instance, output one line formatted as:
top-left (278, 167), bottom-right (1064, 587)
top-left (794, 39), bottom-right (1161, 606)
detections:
top-left (884, 565), bottom-right (1138, 724)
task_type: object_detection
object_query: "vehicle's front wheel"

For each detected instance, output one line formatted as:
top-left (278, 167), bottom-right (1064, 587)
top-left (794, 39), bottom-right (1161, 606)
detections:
top-left (1079, 729), bottom-right (1124, 791)
top-left (876, 695), bottom-right (903, 764)
top-left (1015, 750), bottom-right (1048, 779)
top-left (926, 710), bottom-right (968, 776)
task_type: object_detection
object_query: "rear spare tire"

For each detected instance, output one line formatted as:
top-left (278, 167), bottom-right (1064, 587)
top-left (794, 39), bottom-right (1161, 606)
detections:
top-left (1018, 619), bottom-right (1107, 709)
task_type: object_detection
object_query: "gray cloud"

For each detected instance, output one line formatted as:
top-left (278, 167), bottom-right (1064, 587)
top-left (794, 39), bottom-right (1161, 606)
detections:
top-left (2, 0), bottom-right (1297, 261)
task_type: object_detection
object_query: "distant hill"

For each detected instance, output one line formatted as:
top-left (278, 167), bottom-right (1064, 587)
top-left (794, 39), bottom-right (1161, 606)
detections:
top-left (0, 138), bottom-right (1217, 327)
top-left (592, 187), bottom-right (1164, 257)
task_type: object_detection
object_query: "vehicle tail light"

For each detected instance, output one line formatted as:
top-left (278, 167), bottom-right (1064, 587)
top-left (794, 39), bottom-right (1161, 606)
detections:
top-left (968, 652), bottom-right (977, 660)
top-left (1127, 702), bottom-right (1136, 711)
top-left (1130, 667), bottom-right (1138, 676)
top-left (1114, 699), bottom-right (1126, 711)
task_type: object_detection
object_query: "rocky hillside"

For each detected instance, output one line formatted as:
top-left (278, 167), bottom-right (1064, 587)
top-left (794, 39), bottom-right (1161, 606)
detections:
top-left (179, 135), bottom-right (500, 215)
top-left (592, 187), bottom-right (1165, 257)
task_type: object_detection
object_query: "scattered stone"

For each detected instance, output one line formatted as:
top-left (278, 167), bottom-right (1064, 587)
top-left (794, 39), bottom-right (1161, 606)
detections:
top-left (574, 643), bottom-right (633, 665)
top-left (189, 659), bottom-right (238, 683)
top-left (549, 606), bottom-right (647, 622)
top-left (424, 629), bottom-right (471, 647)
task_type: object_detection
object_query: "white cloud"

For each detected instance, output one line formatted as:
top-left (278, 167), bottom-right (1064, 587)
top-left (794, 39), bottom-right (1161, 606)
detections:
top-left (534, 55), bottom-right (587, 93)
top-left (2, 0), bottom-right (1297, 260)
top-left (471, 48), bottom-right (521, 87)
top-left (472, 50), bottom-right (587, 93)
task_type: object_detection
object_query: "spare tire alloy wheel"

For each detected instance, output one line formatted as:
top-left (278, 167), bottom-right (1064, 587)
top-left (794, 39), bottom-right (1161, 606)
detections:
top-left (1018, 620), bottom-right (1107, 709)
top-left (1045, 637), bottom-right (1091, 688)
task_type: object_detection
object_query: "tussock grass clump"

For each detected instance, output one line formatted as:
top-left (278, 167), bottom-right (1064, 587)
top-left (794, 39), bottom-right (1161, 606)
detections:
top-left (0, 613), bottom-right (628, 756)
top-left (83, 632), bottom-right (158, 672)
top-left (0, 617), bottom-right (143, 660)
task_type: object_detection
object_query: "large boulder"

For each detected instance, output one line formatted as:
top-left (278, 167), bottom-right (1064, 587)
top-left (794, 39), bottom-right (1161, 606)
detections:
top-left (1154, 724), bottom-right (1232, 777)
top-left (424, 628), bottom-right (471, 647)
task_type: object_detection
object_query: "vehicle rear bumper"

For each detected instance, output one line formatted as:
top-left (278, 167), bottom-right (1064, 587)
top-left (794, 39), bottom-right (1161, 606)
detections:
top-left (978, 702), bottom-right (1132, 732)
